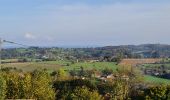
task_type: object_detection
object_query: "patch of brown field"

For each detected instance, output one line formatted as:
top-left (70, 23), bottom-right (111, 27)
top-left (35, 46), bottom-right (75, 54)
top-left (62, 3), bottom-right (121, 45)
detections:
top-left (119, 58), bottom-right (161, 66)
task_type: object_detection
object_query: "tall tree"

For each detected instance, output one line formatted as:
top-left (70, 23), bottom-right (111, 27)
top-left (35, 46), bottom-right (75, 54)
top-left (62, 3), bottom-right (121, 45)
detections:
top-left (31, 70), bottom-right (55, 100)
top-left (71, 86), bottom-right (103, 100)
top-left (0, 74), bottom-right (6, 100)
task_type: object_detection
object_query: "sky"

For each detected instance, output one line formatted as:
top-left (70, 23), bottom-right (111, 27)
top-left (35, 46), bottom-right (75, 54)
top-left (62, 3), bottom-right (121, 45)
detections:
top-left (0, 0), bottom-right (170, 47)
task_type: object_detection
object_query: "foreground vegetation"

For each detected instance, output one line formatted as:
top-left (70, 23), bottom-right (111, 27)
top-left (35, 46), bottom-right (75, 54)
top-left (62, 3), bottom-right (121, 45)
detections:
top-left (0, 67), bottom-right (170, 100)
top-left (0, 70), bottom-right (55, 99)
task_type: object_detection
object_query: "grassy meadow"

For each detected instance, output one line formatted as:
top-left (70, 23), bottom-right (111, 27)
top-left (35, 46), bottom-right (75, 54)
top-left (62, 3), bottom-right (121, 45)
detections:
top-left (1, 60), bottom-right (118, 72)
top-left (144, 75), bottom-right (170, 85)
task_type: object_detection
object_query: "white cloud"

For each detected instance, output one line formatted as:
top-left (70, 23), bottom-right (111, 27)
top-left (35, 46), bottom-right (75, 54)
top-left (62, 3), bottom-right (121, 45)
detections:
top-left (25, 33), bottom-right (36, 40)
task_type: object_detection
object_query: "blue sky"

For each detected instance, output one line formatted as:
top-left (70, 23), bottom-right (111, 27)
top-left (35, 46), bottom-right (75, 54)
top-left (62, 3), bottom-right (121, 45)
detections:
top-left (0, 0), bottom-right (170, 47)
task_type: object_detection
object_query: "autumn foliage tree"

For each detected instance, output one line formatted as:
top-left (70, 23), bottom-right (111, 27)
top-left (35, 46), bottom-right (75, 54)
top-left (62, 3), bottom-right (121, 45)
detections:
top-left (144, 85), bottom-right (170, 100)
top-left (1, 70), bottom-right (55, 100)
top-left (71, 86), bottom-right (103, 100)
top-left (31, 70), bottom-right (55, 100)
top-left (0, 74), bottom-right (6, 100)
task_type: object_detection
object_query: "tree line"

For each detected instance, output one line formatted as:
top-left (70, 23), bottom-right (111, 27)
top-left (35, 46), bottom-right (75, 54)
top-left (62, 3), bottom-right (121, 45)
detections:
top-left (2, 44), bottom-right (168, 61)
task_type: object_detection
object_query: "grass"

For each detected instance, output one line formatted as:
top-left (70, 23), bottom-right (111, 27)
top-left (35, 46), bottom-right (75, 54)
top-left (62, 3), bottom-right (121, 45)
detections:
top-left (1, 61), bottom-right (62, 72)
top-left (63, 62), bottom-right (118, 71)
top-left (144, 75), bottom-right (170, 85)
top-left (1, 60), bottom-right (118, 72)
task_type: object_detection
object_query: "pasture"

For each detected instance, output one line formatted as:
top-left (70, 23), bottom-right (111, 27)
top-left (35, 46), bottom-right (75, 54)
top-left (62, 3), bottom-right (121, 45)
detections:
top-left (144, 75), bottom-right (170, 85)
top-left (1, 60), bottom-right (118, 72)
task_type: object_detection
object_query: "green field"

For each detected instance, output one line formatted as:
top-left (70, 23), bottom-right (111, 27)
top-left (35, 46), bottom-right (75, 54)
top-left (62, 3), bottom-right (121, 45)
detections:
top-left (144, 75), bottom-right (170, 85)
top-left (141, 63), bottom-right (170, 84)
top-left (63, 62), bottom-right (118, 71)
top-left (1, 60), bottom-right (118, 72)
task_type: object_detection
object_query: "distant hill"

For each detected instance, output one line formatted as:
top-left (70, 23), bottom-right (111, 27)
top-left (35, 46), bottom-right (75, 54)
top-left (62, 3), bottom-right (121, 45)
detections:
top-left (1, 44), bottom-right (170, 59)
top-left (98, 44), bottom-right (170, 58)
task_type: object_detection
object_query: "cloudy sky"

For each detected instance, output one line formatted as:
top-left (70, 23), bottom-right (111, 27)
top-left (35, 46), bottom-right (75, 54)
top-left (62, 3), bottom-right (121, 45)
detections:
top-left (0, 0), bottom-right (170, 47)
